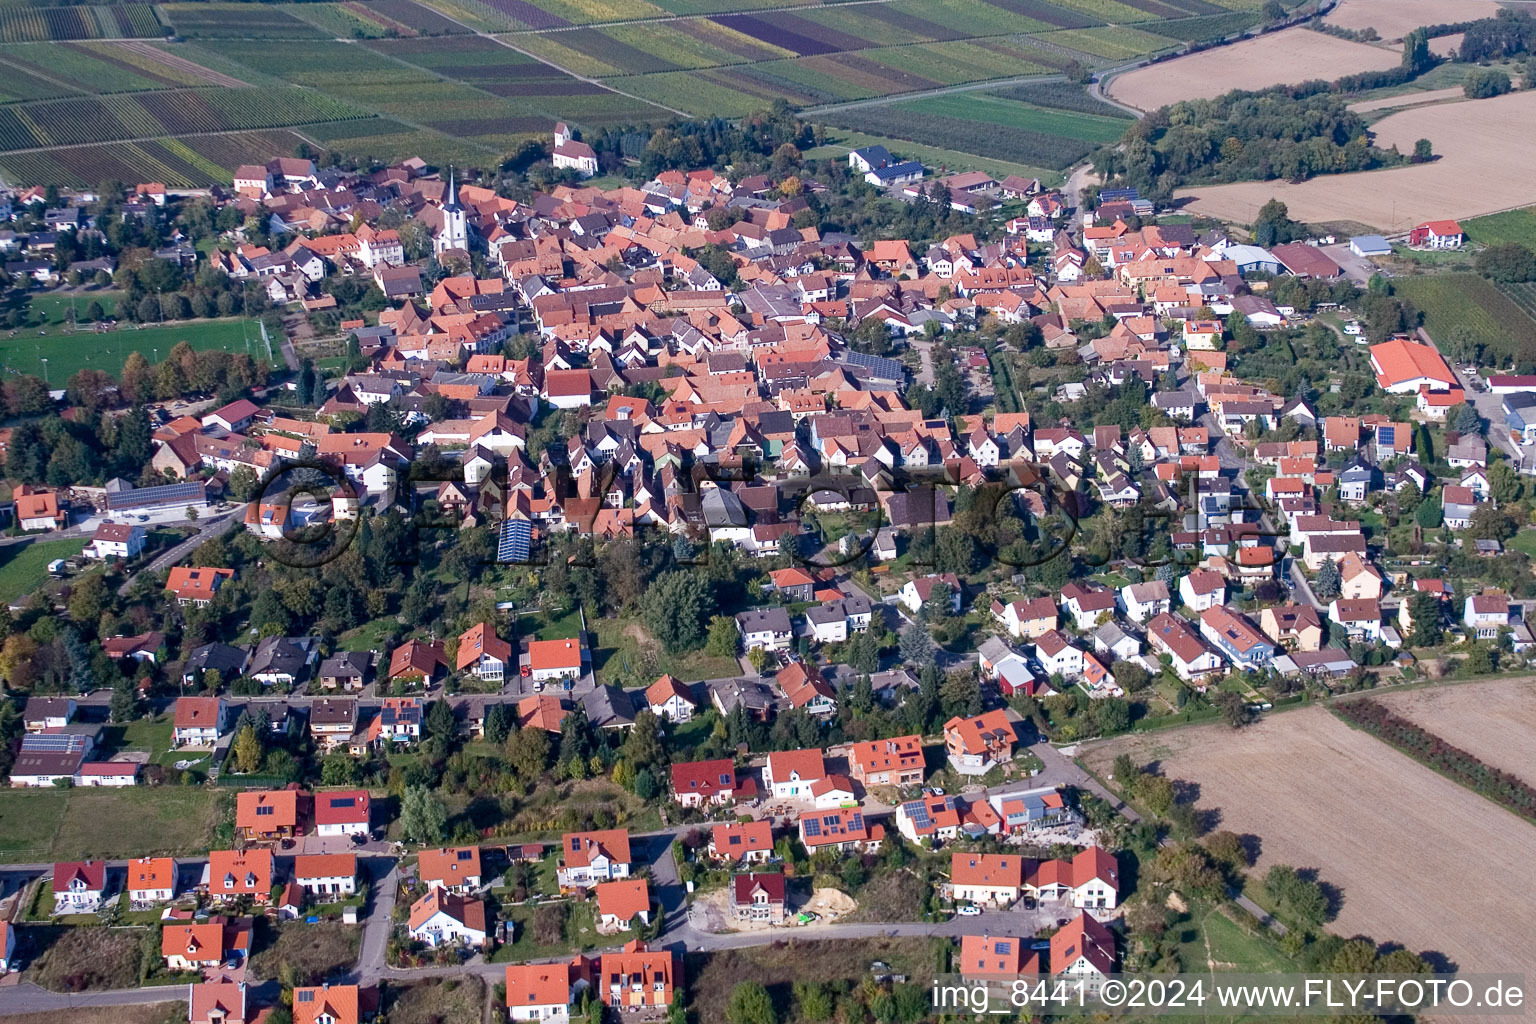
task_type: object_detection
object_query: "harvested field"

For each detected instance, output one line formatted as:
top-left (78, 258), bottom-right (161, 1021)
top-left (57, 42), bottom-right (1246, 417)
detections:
top-left (1347, 84), bottom-right (1464, 112)
top-left (1105, 26), bottom-right (1398, 110)
top-left (386, 978), bottom-right (485, 1024)
top-left (1180, 90), bottom-right (1536, 231)
top-left (249, 920), bottom-right (361, 985)
top-left (1081, 706), bottom-right (1536, 985)
top-left (1373, 678), bottom-right (1536, 787)
top-left (22, 926), bottom-right (147, 991)
top-left (1324, 0), bottom-right (1499, 41)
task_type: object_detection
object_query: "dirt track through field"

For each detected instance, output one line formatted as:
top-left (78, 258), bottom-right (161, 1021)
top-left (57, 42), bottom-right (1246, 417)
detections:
top-left (1347, 85), bottom-right (1464, 112)
top-left (1178, 89), bottom-right (1536, 231)
top-left (1373, 677), bottom-right (1536, 787)
top-left (1105, 27), bottom-right (1398, 110)
top-left (1081, 705), bottom-right (1536, 1002)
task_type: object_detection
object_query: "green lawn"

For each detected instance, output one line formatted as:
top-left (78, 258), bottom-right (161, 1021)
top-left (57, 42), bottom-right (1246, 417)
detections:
top-left (23, 290), bottom-right (125, 327)
top-left (1176, 902), bottom-right (1294, 976)
top-left (0, 788), bottom-right (69, 861)
top-left (336, 616), bottom-right (396, 653)
top-left (0, 317), bottom-right (269, 379)
top-left (47, 787), bottom-right (233, 859)
top-left (107, 712), bottom-right (175, 760)
top-left (1462, 205), bottom-right (1536, 247)
top-left (490, 899), bottom-right (633, 961)
top-left (587, 616), bottom-right (740, 684)
top-left (0, 537), bottom-right (87, 606)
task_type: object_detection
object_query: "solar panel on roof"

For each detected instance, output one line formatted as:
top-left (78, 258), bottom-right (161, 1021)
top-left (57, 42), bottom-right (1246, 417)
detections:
top-left (457, 849), bottom-right (472, 860)
top-left (802, 818), bottom-right (821, 837)
top-left (849, 812), bottom-right (864, 832)
top-left (995, 941), bottom-right (1011, 954)
top-left (496, 519), bottom-right (532, 563)
top-left (105, 480), bottom-right (206, 510)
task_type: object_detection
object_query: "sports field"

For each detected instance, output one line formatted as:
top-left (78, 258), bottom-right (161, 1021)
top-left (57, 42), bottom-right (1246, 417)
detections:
top-left (0, 318), bottom-right (267, 379)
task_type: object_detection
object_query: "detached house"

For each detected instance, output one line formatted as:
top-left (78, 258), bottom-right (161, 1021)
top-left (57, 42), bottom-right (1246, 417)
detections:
top-left (505, 963), bottom-right (580, 1024)
top-left (557, 829), bottom-right (632, 889)
top-left (709, 820), bottom-right (774, 863)
top-left (314, 790), bottom-right (371, 837)
top-left (1178, 571), bottom-right (1225, 612)
top-left (735, 607), bottom-right (793, 652)
top-left (991, 596), bottom-right (1058, 639)
top-left (944, 709), bottom-right (1017, 775)
top-left (763, 748), bottom-right (826, 799)
top-left (52, 860), bottom-right (107, 914)
top-left (798, 806), bottom-right (885, 854)
top-left (236, 789), bottom-right (302, 841)
top-left (1464, 593), bottom-right (1511, 639)
top-left (1119, 581), bottom-right (1170, 623)
top-left (1147, 613), bottom-right (1223, 684)
top-left (599, 940), bottom-right (679, 1012)
top-left (207, 849), bottom-right (275, 905)
top-left (173, 697), bottom-right (228, 748)
top-left (899, 573), bottom-right (962, 614)
top-left (645, 674), bottom-right (697, 723)
top-left (731, 873), bottom-right (787, 925)
top-left (776, 661), bottom-right (837, 714)
top-left (128, 856), bottom-right (177, 905)
top-left (418, 847), bottom-right (482, 893)
top-left (455, 623), bottom-right (511, 682)
top-left (847, 735), bottom-right (924, 787)
top-left (408, 887), bottom-right (488, 949)
top-left (670, 759), bottom-right (738, 808)
top-left (1198, 606), bottom-right (1274, 670)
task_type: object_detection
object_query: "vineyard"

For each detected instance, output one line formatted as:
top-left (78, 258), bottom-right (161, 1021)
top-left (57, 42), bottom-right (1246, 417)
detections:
top-left (0, 87), bottom-right (370, 151)
top-left (1335, 699), bottom-right (1536, 825)
top-left (1393, 273), bottom-right (1536, 367)
top-left (1501, 281), bottom-right (1536, 323)
top-left (0, 4), bottom-right (161, 42)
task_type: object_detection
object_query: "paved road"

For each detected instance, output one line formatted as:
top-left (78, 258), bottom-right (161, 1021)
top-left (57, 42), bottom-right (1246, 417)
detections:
top-left (116, 504), bottom-right (245, 597)
top-left (0, 983), bottom-right (188, 1014)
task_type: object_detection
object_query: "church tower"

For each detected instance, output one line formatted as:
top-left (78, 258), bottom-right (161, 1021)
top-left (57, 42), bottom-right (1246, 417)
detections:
top-left (435, 166), bottom-right (469, 256)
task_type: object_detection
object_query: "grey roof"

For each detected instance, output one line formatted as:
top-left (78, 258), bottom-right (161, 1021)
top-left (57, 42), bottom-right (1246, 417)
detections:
top-left (247, 636), bottom-right (320, 680)
top-left (737, 606), bottom-right (792, 635)
top-left (582, 685), bottom-right (638, 729)
top-left (702, 487), bottom-right (748, 528)
top-left (977, 636), bottom-right (1015, 665)
top-left (186, 642), bottom-right (249, 677)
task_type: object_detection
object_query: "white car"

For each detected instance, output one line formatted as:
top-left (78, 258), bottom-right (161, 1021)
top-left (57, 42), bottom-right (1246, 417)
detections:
top-left (955, 905), bottom-right (982, 917)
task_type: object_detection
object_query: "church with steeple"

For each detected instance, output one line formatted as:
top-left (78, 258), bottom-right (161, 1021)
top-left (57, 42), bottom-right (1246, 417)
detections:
top-left (433, 167), bottom-right (469, 257)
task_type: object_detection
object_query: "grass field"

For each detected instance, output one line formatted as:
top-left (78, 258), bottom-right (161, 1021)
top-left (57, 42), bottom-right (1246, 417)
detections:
top-left (46, 787), bottom-right (232, 859)
top-left (0, 317), bottom-right (268, 378)
top-left (0, 537), bottom-right (86, 606)
top-left (0, 1006), bottom-right (181, 1024)
top-left (1080, 705), bottom-right (1536, 983)
top-left (0, 787), bottom-right (69, 860)
top-left (22, 926), bottom-right (147, 992)
top-left (1463, 205), bottom-right (1536, 247)
top-left (1392, 273), bottom-right (1536, 368)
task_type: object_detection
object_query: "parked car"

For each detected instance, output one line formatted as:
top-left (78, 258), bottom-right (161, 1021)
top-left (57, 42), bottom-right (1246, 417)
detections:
top-left (955, 905), bottom-right (982, 917)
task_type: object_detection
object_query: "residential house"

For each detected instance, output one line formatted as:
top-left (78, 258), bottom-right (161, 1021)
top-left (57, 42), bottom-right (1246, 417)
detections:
top-left (294, 854), bottom-right (357, 898)
top-left (236, 789), bottom-right (302, 841)
top-left (418, 847), bottom-right (482, 893)
top-left (173, 697), bottom-right (228, 748)
top-left (165, 567), bottom-right (235, 606)
top-left (1259, 605), bottom-right (1324, 652)
top-left (1051, 913), bottom-right (1116, 986)
top-left (1119, 581), bottom-right (1170, 624)
top-left (52, 860), bottom-right (107, 914)
top-left (991, 596), bottom-right (1058, 639)
top-left (847, 735), bottom-right (924, 787)
top-left (309, 698), bottom-right (359, 751)
top-left (189, 980), bottom-right (248, 1024)
top-left (1329, 599), bottom-right (1382, 642)
top-left (960, 934), bottom-right (1038, 980)
top-left (455, 623), bottom-right (511, 682)
top-left (162, 917), bottom-right (252, 972)
top-left (1464, 593), bottom-right (1510, 639)
top-left (763, 748), bottom-right (826, 799)
top-left (776, 661), bottom-right (836, 715)
top-left (505, 963), bottom-right (580, 1023)
top-left (557, 829), bottom-right (632, 889)
top-left (317, 651), bottom-right (371, 692)
top-left (247, 636), bottom-right (320, 688)
top-left (387, 640), bottom-right (446, 687)
top-left (899, 573), bottom-right (962, 614)
top-left (645, 674), bottom-right (697, 723)
top-left (943, 709), bottom-right (1017, 775)
top-left (1034, 630), bottom-right (1085, 679)
top-left (709, 821), bottom-right (774, 864)
top-left (1146, 613), bottom-right (1224, 684)
top-left (797, 806), bottom-right (884, 854)
top-left (207, 849), bottom-right (275, 905)
top-left (85, 521), bottom-right (145, 560)
top-left (407, 887), bottom-right (488, 948)
top-left (293, 984), bottom-right (376, 1024)
top-left (670, 759), bottom-right (738, 807)
top-left (1178, 571), bottom-right (1225, 612)
top-left (314, 790), bottom-right (371, 837)
top-left (1060, 583), bottom-right (1116, 631)
top-left (595, 879), bottom-right (651, 931)
top-left (731, 873), bottom-right (787, 925)
top-left (128, 857), bottom-right (177, 905)
top-left (599, 940), bottom-right (678, 1011)
top-left (1198, 606), bottom-right (1274, 670)
top-left (527, 637), bottom-right (586, 683)
top-left (735, 607), bottom-right (794, 652)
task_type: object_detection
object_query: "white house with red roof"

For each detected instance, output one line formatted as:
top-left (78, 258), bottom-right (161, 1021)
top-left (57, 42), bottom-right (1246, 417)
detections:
top-left (557, 829), bottom-right (632, 889)
top-left (85, 520), bottom-right (144, 560)
top-left (52, 860), bottom-right (107, 914)
top-left (670, 759), bottom-right (737, 807)
top-left (899, 573), bottom-right (962, 614)
top-left (314, 789), bottom-right (371, 837)
top-left (645, 674), bottom-right (697, 722)
top-left (763, 748), bottom-right (826, 800)
top-left (506, 962), bottom-right (582, 1023)
top-left (1408, 220), bottom-right (1463, 250)
top-left (527, 637), bottom-right (585, 683)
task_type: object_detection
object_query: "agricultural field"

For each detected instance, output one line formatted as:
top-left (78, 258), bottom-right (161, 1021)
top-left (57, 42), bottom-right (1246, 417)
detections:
top-left (1105, 26), bottom-right (1399, 110)
top-left (1181, 91), bottom-right (1536, 232)
top-left (0, 5), bottom-right (161, 43)
top-left (1323, 0), bottom-right (1500, 41)
top-left (1463, 205), bottom-right (1536, 246)
top-left (1372, 678), bottom-right (1536, 788)
top-left (1080, 705), bottom-right (1536, 985)
top-left (1392, 273), bottom-right (1536, 366)
top-left (0, 0), bottom-right (1277, 184)
top-left (820, 88), bottom-right (1129, 170)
